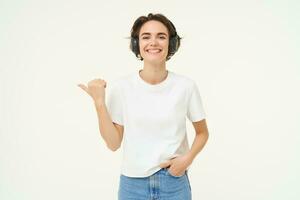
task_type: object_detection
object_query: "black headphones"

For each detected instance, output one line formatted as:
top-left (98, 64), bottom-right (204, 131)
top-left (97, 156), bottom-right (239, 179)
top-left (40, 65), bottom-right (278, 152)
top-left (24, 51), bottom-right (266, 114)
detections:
top-left (130, 20), bottom-right (180, 60)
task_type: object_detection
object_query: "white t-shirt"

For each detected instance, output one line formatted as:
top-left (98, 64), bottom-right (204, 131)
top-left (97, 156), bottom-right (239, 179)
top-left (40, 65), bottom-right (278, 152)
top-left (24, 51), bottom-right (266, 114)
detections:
top-left (106, 70), bottom-right (206, 177)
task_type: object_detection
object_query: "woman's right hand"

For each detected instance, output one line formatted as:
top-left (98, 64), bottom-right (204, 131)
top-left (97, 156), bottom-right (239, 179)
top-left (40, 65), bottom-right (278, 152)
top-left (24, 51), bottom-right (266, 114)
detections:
top-left (78, 78), bottom-right (107, 104)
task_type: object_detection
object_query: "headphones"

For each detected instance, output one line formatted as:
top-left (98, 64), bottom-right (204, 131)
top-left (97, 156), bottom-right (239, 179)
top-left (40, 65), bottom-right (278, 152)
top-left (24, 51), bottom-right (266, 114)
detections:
top-left (130, 20), bottom-right (180, 60)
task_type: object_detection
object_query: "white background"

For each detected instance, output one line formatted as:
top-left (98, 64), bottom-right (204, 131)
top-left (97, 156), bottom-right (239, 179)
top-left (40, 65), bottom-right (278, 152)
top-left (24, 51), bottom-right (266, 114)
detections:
top-left (1, 0), bottom-right (299, 199)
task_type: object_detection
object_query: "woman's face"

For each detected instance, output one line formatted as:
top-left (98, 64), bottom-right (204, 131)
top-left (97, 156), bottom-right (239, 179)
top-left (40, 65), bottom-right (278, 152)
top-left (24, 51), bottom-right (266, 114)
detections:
top-left (138, 20), bottom-right (169, 63)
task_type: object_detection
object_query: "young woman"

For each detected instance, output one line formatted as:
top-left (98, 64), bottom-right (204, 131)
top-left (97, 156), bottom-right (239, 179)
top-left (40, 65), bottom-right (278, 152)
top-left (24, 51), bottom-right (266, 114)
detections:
top-left (78, 13), bottom-right (209, 200)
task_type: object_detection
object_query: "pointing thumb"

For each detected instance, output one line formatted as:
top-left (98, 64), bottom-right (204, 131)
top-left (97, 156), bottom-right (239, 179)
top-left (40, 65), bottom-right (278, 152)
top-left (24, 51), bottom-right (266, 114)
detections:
top-left (78, 84), bottom-right (88, 93)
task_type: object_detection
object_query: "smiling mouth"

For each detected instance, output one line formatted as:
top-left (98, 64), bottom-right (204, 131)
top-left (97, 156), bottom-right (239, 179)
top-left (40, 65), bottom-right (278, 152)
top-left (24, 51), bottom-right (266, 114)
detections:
top-left (146, 49), bottom-right (162, 54)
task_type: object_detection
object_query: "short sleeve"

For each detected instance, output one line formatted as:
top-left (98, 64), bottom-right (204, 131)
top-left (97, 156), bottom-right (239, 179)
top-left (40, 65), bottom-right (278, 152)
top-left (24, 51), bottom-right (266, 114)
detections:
top-left (187, 82), bottom-right (206, 122)
top-left (106, 83), bottom-right (124, 125)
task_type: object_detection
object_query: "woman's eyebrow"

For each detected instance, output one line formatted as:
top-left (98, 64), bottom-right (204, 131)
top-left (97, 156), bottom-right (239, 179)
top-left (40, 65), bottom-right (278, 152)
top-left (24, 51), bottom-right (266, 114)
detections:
top-left (140, 32), bottom-right (168, 36)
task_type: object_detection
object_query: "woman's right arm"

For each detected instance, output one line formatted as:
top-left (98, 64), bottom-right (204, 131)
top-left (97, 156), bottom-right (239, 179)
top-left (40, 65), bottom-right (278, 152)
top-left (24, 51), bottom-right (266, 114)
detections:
top-left (94, 101), bottom-right (123, 151)
top-left (78, 79), bottom-right (123, 151)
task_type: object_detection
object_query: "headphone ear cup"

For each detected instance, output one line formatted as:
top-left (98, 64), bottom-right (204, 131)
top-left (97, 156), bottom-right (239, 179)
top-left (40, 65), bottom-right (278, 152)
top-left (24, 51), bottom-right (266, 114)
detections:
top-left (131, 37), bottom-right (140, 55)
top-left (169, 36), bottom-right (179, 54)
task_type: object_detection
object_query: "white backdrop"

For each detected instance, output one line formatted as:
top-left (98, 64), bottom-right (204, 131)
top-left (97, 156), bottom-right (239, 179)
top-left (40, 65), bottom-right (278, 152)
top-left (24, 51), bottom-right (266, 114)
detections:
top-left (1, 0), bottom-right (299, 199)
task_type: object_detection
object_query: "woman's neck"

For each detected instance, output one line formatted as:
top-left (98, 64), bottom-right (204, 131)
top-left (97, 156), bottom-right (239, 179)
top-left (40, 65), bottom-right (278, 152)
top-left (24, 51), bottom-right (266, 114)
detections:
top-left (139, 61), bottom-right (168, 85)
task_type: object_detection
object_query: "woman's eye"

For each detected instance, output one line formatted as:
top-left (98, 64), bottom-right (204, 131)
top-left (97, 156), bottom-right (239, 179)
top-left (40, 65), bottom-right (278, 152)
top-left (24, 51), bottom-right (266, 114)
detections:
top-left (141, 36), bottom-right (166, 40)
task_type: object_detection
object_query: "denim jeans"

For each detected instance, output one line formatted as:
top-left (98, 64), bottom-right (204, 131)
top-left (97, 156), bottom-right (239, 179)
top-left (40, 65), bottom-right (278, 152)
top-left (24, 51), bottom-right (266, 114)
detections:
top-left (118, 167), bottom-right (192, 200)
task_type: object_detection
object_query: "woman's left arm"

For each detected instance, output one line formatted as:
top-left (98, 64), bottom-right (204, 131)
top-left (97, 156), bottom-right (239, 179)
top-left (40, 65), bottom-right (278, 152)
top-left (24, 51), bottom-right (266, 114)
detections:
top-left (159, 119), bottom-right (209, 176)
top-left (186, 119), bottom-right (209, 161)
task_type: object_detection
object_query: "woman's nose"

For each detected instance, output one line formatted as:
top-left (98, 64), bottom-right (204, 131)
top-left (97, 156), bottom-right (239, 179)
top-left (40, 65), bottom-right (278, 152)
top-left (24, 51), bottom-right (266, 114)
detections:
top-left (149, 38), bottom-right (158, 46)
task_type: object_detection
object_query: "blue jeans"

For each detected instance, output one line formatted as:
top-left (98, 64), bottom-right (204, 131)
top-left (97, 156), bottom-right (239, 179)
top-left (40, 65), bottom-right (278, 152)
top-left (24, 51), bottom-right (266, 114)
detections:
top-left (118, 167), bottom-right (192, 200)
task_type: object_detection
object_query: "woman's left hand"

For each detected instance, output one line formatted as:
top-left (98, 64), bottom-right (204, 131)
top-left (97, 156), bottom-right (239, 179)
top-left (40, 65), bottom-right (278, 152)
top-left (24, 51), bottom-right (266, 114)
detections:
top-left (159, 154), bottom-right (193, 176)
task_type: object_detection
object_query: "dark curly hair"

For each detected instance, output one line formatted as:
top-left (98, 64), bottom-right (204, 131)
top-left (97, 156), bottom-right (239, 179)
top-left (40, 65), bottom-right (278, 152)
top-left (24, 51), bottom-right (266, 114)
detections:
top-left (129, 13), bottom-right (182, 61)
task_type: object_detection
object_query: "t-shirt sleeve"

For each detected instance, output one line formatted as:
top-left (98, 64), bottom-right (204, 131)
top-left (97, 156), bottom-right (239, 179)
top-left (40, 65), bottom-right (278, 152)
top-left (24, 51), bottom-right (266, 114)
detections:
top-left (187, 82), bottom-right (206, 122)
top-left (106, 83), bottom-right (124, 125)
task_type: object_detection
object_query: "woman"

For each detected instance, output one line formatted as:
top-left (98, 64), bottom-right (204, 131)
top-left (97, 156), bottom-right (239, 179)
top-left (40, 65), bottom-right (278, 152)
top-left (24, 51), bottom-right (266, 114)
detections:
top-left (78, 13), bottom-right (209, 200)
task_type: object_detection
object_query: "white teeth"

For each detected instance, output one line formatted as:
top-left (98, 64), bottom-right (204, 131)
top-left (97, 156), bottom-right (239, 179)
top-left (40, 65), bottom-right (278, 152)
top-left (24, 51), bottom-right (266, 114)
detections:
top-left (147, 49), bottom-right (161, 53)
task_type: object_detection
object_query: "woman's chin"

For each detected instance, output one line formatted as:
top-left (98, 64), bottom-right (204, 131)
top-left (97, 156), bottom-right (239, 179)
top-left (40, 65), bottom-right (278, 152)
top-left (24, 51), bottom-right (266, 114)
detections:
top-left (143, 55), bottom-right (167, 63)
top-left (145, 58), bottom-right (165, 63)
